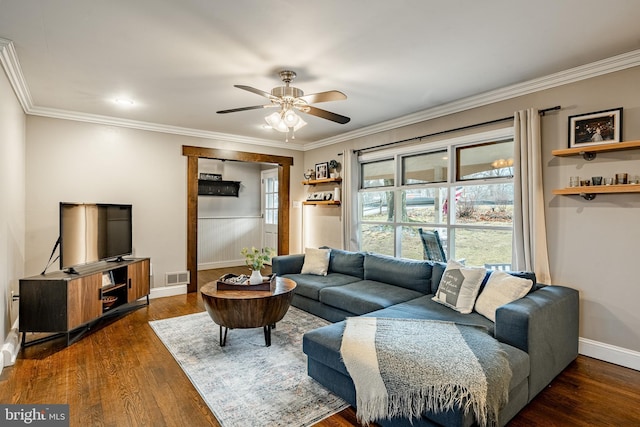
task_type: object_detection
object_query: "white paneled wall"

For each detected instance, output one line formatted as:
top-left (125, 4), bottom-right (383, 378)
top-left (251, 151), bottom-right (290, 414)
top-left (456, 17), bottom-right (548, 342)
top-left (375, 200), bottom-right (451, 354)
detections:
top-left (198, 216), bottom-right (262, 270)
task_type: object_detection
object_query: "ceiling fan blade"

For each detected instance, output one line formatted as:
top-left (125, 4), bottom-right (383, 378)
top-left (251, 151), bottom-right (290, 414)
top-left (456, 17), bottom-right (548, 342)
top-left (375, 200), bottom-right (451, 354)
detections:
top-left (298, 90), bottom-right (347, 104)
top-left (303, 106), bottom-right (351, 124)
top-left (216, 105), bottom-right (267, 114)
top-left (234, 85), bottom-right (279, 101)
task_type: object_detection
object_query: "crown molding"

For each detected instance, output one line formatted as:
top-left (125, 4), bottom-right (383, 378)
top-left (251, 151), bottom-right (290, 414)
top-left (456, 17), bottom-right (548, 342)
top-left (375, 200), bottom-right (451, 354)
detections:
top-left (27, 105), bottom-right (304, 151)
top-left (303, 48), bottom-right (640, 151)
top-left (2, 35), bottom-right (639, 153)
top-left (0, 38), bottom-right (33, 112)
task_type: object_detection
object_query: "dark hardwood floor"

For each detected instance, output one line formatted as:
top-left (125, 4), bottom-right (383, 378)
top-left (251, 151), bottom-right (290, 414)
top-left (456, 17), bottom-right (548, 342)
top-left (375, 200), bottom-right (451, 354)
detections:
top-left (1, 266), bottom-right (639, 426)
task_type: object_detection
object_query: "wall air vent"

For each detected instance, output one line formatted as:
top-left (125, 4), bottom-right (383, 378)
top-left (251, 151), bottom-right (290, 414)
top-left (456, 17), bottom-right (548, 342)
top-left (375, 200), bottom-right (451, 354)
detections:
top-left (166, 271), bottom-right (190, 286)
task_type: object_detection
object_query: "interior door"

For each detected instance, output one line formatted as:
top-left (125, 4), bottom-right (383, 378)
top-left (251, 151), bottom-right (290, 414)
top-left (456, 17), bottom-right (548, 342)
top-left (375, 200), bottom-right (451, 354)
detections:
top-left (261, 168), bottom-right (278, 255)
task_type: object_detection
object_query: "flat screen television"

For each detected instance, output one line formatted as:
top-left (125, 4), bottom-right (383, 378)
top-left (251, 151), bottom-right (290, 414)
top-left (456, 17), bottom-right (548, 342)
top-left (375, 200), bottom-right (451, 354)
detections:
top-left (59, 202), bottom-right (133, 272)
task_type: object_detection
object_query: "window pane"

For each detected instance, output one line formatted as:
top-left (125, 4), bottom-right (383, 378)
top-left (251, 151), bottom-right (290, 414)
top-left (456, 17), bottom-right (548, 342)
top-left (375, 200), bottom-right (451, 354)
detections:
top-left (362, 159), bottom-right (394, 188)
top-left (454, 183), bottom-right (513, 226)
top-left (401, 187), bottom-right (447, 224)
top-left (401, 226), bottom-right (448, 261)
top-left (456, 140), bottom-right (514, 181)
top-left (360, 224), bottom-right (394, 256)
top-left (402, 151), bottom-right (448, 184)
top-left (360, 191), bottom-right (395, 222)
top-left (453, 228), bottom-right (512, 267)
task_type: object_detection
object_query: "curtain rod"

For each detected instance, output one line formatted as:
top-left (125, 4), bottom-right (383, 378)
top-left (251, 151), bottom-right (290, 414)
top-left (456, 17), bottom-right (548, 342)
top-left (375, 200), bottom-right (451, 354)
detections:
top-left (356, 105), bottom-right (561, 154)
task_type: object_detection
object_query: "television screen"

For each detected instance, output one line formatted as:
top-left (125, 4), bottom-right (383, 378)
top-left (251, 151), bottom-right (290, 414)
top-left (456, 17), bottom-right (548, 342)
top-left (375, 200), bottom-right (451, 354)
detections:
top-left (60, 203), bottom-right (133, 271)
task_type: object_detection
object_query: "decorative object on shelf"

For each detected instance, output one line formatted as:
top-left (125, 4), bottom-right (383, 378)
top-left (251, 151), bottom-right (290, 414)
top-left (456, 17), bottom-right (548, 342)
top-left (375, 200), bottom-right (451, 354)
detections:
top-left (102, 295), bottom-right (117, 309)
top-left (616, 173), bottom-right (628, 185)
top-left (303, 169), bottom-right (316, 180)
top-left (328, 159), bottom-right (340, 178)
top-left (568, 107), bottom-right (622, 148)
top-left (241, 247), bottom-right (274, 284)
top-left (101, 271), bottom-right (114, 287)
top-left (315, 162), bottom-right (329, 180)
top-left (200, 173), bottom-right (222, 181)
top-left (307, 192), bottom-right (333, 201)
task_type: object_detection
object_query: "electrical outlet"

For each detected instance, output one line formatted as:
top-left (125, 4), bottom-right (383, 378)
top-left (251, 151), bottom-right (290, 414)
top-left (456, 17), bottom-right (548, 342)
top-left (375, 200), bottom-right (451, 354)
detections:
top-left (292, 201), bottom-right (302, 209)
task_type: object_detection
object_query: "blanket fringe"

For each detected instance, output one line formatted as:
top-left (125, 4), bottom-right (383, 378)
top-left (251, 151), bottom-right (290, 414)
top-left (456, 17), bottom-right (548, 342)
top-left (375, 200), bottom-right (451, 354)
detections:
top-left (357, 384), bottom-right (502, 427)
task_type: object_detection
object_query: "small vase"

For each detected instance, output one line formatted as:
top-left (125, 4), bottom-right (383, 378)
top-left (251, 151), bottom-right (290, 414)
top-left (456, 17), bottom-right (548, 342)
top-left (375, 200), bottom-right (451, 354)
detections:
top-left (249, 270), bottom-right (263, 285)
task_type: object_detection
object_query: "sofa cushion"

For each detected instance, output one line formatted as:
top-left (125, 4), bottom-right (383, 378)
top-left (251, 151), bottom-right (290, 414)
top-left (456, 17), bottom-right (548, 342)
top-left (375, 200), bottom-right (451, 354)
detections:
top-left (363, 252), bottom-right (432, 293)
top-left (327, 248), bottom-right (365, 279)
top-left (300, 247), bottom-right (330, 276)
top-left (475, 270), bottom-right (533, 321)
top-left (432, 260), bottom-right (486, 314)
top-left (319, 280), bottom-right (423, 315)
top-left (283, 272), bottom-right (361, 300)
top-left (303, 307), bottom-right (529, 390)
top-left (365, 295), bottom-right (496, 335)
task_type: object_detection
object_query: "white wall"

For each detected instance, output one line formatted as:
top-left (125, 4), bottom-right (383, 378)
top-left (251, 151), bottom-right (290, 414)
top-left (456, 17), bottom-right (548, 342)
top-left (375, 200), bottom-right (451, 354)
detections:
top-left (197, 159), bottom-right (266, 269)
top-left (24, 116), bottom-right (304, 289)
top-left (303, 66), bottom-right (640, 368)
top-left (0, 66), bottom-right (26, 368)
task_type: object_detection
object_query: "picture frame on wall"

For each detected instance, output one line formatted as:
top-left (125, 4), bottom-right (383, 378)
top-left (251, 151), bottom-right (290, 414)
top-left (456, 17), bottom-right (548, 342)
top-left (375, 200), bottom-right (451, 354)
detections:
top-left (315, 162), bottom-right (329, 180)
top-left (568, 107), bottom-right (622, 148)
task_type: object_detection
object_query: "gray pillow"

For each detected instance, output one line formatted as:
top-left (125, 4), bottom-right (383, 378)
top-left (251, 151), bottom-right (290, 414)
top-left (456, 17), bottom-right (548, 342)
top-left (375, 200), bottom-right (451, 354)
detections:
top-left (433, 260), bottom-right (486, 314)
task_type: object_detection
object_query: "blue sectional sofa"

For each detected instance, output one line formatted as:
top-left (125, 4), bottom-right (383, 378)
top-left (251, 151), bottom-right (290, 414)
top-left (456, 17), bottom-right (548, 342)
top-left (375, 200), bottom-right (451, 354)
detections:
top-left (272, 249), bottom-right (579, 427)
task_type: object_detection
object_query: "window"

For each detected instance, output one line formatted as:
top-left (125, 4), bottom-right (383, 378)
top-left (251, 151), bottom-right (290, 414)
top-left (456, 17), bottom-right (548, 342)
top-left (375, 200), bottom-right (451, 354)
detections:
top-left (362, 159), bottom-right (394, 188)
top-left (402, 151), bottom-right (448, 185)
top-left (358, 130), bottom-right (514, 267)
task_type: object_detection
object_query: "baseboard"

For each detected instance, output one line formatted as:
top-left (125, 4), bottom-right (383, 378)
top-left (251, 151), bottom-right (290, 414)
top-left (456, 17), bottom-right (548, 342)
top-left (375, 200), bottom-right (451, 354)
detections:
top-left (579, 337), bottom-right (640, 371)
top-left (149, 284), bottom-right (187, 299)
top-left (198, 259), bottom-right (245, 270)
top-left (2, 318), bottom-right (20, 370)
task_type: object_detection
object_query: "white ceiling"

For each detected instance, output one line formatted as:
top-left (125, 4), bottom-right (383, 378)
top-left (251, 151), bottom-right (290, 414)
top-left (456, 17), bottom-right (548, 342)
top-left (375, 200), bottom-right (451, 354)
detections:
top-left (1, 1), bottom-right (640, 148)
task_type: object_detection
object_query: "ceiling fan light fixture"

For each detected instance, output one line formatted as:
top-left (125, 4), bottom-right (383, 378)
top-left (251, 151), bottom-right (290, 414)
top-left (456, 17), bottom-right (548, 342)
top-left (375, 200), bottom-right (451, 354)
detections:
top-left (265, 112), bottom-right (289, 132)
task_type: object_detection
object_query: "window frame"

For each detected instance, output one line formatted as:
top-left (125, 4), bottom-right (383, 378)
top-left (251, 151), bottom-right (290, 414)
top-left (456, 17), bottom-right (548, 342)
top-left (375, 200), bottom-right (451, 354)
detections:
top-left (357, 128), bottom-right (515, 264)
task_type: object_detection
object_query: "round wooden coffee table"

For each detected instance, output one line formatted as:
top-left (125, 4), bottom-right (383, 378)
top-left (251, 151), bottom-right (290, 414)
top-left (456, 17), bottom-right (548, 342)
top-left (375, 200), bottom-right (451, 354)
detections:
top-left (200, 277), bottom-right (297, 347)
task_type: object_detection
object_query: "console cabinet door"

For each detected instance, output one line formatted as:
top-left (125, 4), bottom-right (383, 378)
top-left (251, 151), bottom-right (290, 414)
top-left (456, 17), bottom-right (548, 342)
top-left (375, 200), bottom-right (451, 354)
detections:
top-left (128, 259), bottom-right (150, 302)
top-left (67, 274), bottom-right (102, 330)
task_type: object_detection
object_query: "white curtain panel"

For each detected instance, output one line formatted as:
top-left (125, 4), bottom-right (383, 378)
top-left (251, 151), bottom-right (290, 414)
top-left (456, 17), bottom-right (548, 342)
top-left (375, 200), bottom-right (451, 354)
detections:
top-left (513, 108), bottom-right (551, 283)
top-left (341, 149), bottom-right (360, 251)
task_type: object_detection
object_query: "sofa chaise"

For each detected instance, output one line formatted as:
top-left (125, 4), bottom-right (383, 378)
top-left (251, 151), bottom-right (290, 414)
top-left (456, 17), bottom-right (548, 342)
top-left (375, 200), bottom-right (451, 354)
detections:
top-left (272, 248), bottom-right (579, 427)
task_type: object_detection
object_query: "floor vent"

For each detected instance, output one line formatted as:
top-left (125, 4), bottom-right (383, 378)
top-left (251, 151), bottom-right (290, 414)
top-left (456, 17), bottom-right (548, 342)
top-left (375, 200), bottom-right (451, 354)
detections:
top-left (166, 271), bottom-right (190, 286)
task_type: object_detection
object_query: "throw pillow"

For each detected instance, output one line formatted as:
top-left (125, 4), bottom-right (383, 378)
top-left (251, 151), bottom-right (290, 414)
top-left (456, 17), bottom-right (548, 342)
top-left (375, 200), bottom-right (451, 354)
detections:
top-left (432, 260), bottom-right (486, 314)
top-left (475, 270), bottom-right (533, 322)
top-left (300, 247), bottom-right (331, 276)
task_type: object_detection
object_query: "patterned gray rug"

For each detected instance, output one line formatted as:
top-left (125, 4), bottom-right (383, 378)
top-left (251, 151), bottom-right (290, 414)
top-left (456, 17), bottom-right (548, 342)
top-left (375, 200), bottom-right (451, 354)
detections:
top-left (149, 307), bottom-right (348, 427)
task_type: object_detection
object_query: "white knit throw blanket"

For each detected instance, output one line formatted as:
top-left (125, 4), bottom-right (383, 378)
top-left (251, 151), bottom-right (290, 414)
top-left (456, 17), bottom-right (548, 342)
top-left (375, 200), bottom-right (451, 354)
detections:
top-left (340, 317), bottom-right (512, 426)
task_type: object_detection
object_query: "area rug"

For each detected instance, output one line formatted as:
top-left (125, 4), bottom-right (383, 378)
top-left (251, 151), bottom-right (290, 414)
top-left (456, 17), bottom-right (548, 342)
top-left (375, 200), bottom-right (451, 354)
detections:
top-left (149, 307), bottom-right (349, 427)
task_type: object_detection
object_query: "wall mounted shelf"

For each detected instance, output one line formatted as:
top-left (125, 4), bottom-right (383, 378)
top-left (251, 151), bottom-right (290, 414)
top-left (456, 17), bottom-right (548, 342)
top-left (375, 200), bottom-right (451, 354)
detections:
top-left (301, 177), bottom-right (342, 185)
top-left (551, 140), bottom-right (640, 161)
top-left (302, 200), bottom-right (341, 206)
top-left (552, 184), bottom-right (640, 200)
top-left (552, 140), bottom-right (640, 200)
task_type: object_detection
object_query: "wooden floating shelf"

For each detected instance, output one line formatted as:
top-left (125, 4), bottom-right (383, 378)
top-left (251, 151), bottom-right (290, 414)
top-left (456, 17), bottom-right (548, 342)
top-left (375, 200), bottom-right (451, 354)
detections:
top-left (302, 200), bottom-right (341, 206)
top-left (553, 184), bottom-right (640, 200)
top-left (552, 140), bottom-right (640, 160)
top-left (302, 177), bottom-right (342, 185)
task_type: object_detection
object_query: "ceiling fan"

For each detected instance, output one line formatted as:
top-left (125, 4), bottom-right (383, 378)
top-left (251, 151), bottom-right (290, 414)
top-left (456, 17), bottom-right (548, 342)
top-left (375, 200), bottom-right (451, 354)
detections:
top-left (216, 70), bottom-right (350, 140)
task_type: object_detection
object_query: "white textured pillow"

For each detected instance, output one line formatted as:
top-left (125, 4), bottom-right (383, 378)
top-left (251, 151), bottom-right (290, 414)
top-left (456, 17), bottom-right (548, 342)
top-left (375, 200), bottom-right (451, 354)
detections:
top-left (475, 270), bottom-right (533, 322)
top-left (432, 260), bottom-right (486, 314)
top-left (300, 248), bottom-right (330, 276)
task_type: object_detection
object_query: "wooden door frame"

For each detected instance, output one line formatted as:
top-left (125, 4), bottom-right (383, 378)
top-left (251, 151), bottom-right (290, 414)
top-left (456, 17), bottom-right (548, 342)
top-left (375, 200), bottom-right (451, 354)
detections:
top-left (182, 145), bottom-right (293, 293)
